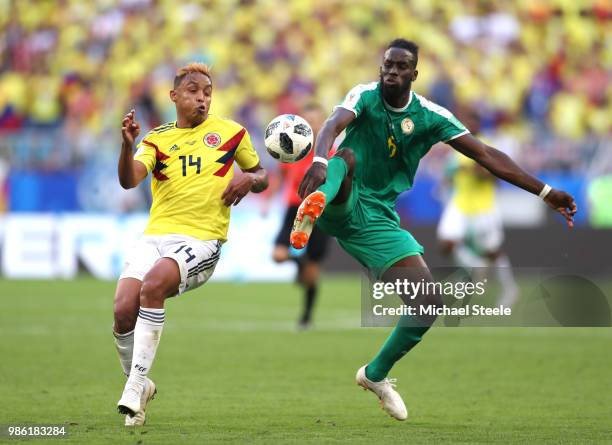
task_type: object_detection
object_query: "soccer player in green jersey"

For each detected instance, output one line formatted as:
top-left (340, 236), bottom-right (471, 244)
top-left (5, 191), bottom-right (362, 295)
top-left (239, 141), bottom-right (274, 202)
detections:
top-left (290, 39), bottom-right (577, 421)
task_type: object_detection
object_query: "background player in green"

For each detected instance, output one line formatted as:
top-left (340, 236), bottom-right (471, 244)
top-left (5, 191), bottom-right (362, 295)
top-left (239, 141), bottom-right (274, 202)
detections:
top-left (290, 38), bottom-right (577, 421)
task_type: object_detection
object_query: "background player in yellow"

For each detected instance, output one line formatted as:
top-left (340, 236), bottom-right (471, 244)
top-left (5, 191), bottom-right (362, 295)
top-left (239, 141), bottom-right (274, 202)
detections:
top-left (113, 63), bottom-right (268, 426)
top-left (437, 106), bottom-right (518, 307)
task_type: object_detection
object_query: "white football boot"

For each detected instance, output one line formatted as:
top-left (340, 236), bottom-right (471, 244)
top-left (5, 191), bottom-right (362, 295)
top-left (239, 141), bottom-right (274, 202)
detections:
top-left (125, 378), bottom-right (157, 426)
top-left (117, 379), bottom-right (144, 417)
top-left (355, 365), bottom-right (408, 421)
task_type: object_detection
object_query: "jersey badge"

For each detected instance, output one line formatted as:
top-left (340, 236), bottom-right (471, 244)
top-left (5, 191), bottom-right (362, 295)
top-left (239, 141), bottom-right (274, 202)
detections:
top-left (204, 132), bottom-right (221, 148)
top-left (401, 118), bottom-right (414, 135)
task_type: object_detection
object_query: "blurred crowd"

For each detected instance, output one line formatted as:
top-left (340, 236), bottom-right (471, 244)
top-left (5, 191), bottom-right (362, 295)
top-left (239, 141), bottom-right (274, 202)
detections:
top-left (0, 0), bottom-right (610, 212)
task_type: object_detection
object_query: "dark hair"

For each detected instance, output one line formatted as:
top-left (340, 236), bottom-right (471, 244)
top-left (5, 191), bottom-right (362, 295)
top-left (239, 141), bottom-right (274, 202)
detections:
top-left (387, 38), bottom-right (419, 67)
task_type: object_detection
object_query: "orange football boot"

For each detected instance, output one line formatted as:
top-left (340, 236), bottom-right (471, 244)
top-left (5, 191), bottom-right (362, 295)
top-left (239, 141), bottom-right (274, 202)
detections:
top-left (290, 191), bottom-right (327, 249)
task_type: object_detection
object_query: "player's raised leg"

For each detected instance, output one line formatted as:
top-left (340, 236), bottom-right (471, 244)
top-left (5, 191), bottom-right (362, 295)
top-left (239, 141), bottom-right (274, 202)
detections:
top-left (357, 254), bottom-right (440, 421)
top-left (290, 149), bottom-right (355, 249)
top-left (117, 258), bottom-right (179, 417)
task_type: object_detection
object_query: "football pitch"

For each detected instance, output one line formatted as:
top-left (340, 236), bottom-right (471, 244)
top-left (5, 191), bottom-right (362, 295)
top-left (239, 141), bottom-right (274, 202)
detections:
top-left (1, 277), bottom-right (611, 444)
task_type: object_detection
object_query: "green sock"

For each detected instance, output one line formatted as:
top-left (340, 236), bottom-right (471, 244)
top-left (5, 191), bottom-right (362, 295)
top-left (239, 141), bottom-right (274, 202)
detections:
top-left (365, 315), bottom-right (430, 382)
top-left (316, 156), bottom-right (348, 203)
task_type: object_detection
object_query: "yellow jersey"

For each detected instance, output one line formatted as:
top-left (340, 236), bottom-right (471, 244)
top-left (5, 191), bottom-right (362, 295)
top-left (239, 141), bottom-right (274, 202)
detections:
top-left (451, 153), bottom-right (496, 215)
top-left (134, 114), bottom-right (260, 241)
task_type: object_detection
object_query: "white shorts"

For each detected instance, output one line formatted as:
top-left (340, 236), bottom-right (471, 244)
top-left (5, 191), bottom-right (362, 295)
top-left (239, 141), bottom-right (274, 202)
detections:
top-left (437, 203), bottom-right (504, 253)
top-left (119, 234), bottom-right (221, 294)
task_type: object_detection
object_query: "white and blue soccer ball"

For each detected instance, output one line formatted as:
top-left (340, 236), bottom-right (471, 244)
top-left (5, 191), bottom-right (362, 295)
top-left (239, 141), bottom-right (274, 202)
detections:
top-left (264, 114), bottom-right (313, 163)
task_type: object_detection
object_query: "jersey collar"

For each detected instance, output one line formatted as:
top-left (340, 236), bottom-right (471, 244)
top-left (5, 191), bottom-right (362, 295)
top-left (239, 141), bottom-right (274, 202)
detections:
top-left (173, 114), bottom-right (215, 130)
top-left (383, 90), bottom-right (413, 112)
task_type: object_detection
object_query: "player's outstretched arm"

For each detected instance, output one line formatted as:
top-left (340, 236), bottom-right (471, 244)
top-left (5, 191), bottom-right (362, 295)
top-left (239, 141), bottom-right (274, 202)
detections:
top-left (449, 134), bottom-right (577, 228)
top-left (221, 163), bottom-right (268, 206)
top-left (118, 109), bottom-right (148, 189)
top-left (298, 107), bottom-right (355, 198)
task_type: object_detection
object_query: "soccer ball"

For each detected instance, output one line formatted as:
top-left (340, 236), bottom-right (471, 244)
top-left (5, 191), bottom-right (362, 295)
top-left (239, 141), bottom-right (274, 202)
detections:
top-left (264, 114), bottom-right (313, 163)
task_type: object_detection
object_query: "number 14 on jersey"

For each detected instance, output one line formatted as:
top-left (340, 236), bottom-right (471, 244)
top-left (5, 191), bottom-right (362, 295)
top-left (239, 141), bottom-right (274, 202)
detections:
top-left (179, 155), bottom-right (201, 176)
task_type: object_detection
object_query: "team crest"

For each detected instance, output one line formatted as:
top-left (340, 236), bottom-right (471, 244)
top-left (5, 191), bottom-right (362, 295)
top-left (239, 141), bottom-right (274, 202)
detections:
top-left (204, 132), bottom-right (221, 148)
top-left (401, 118), bottom-right (414, 135)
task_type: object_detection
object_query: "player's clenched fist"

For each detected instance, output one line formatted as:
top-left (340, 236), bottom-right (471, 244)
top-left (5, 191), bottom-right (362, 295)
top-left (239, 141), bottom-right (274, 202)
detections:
top-left (121, 109), bottom-right (140, 146)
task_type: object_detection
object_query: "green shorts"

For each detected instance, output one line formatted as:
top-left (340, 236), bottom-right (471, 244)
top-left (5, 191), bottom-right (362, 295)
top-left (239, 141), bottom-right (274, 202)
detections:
top-left (316, 183), bottom-right (424, 279)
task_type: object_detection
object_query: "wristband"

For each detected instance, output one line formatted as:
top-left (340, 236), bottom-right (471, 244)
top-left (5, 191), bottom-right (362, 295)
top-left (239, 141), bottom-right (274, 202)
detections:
top-left (538, 184), bottom-right (552, 199)
top-left (313, 156), bottom-right (328, 166)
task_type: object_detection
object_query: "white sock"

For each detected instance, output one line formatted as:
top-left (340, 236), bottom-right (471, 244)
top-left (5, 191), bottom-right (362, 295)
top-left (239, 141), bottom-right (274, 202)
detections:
top-left (128, 307), bottom-right (165, 387)
top-left (113, 330), bottom-right (134, 377)
top-left (494, 255), bottom-right (517, 289)
top-left (494, 255), bottom-right (519, 306)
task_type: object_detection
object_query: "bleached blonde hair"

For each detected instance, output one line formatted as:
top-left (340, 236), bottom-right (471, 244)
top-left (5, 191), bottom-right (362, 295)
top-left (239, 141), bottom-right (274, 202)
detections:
top-left (174, 62), bottom-right (212, 88)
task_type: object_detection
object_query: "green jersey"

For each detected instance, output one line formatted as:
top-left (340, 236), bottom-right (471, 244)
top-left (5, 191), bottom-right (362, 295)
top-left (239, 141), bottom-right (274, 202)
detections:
top-left (337, 82), bottom-right (469, 204)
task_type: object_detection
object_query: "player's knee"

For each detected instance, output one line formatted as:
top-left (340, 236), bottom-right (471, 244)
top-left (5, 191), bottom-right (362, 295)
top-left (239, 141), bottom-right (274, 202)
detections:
top-left (335, 148), bottom-right (356, 174)
top-left (484, 250), bottom-right (501, 262)
top-left (113, 299), bottom-right (137, 333)
top-left (139, 277), bottom-right (168, 306)
top-left (439, 240), bottom-right (455, 256)
top-left (301, 262), bottom-right (319, 287)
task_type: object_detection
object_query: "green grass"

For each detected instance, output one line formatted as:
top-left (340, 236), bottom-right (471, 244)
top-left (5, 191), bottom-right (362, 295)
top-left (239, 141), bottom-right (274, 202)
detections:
top-left (1, 277), bottom-right (611, 444)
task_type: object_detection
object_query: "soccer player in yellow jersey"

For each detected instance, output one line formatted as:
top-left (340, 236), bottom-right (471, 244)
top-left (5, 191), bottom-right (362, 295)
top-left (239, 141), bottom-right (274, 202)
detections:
top-left (437, 107), bottom-right (518, 306)
top-left (113, 63), bottom-right (268, 426)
